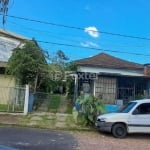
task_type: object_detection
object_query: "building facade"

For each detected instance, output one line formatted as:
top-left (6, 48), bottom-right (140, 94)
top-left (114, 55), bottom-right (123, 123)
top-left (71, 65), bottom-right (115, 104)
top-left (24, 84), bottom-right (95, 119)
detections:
top-left (76, 53), bottom-right (150, 104)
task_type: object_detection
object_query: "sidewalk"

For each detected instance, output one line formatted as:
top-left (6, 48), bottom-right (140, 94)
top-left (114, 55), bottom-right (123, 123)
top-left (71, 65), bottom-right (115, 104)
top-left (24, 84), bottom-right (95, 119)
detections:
top-left (0, 112), bottom-right (89, 131)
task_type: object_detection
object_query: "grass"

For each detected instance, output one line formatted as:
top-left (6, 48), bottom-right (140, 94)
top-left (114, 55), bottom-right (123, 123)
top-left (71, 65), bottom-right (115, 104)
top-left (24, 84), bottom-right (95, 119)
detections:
top-left (0, 104), bottom-right (24, 112)
top-left (32, 94), bottom-right (74, 114)
top-left (48, 94), bottom-right (61, 112)
top-left (65, 103), bottom-right (73, 114)
top-left (0, 104), bottom-right (8, 111)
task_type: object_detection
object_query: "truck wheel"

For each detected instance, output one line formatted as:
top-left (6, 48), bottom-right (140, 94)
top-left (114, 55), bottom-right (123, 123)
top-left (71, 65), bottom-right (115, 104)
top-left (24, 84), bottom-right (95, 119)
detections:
top-left (112, 123), bottom-right (127, 138)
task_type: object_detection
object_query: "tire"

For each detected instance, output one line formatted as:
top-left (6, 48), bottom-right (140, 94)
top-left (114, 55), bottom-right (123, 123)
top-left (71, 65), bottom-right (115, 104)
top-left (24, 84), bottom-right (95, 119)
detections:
top-left (112, 123), bottom-right (127, 138)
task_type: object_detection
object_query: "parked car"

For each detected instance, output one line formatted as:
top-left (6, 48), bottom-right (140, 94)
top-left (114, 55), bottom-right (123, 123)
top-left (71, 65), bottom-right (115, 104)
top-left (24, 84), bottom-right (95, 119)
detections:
top-left (96, 99), bottom-right (150, 138)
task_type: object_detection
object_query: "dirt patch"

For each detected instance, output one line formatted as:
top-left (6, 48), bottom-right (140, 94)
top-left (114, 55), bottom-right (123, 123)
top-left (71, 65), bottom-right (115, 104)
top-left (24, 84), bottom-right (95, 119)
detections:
top-left (73, 131), bottom-right (150, 150)
top-left (0, 114), bottom-right (22, 124)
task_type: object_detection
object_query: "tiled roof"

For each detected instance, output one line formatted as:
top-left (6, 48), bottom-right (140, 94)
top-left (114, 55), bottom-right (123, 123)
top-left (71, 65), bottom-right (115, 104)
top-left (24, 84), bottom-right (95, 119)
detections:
top-left (76, 53), bottom-right (144, 70)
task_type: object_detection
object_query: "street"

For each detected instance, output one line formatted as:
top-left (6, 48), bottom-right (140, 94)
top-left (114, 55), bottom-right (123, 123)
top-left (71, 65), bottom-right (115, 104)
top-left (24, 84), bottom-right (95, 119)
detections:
top-left (0, 127), bottom-right (77, 150)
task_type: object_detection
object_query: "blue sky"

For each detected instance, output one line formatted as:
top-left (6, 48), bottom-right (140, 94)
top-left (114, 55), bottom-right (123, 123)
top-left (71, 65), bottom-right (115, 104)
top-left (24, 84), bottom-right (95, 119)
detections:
top-left (1, 0), bottom-right (150, 64)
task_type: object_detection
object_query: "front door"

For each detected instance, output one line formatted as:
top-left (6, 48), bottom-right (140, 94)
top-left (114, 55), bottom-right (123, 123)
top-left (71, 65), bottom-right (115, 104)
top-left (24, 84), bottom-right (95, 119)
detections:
top-left (128, 103), bottom-right (150, 133)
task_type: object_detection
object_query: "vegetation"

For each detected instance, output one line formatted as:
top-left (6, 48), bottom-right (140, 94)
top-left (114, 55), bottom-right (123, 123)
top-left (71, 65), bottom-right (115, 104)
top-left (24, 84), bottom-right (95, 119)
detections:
top-left (7, 41), bottom-right (48, 92)
top-left (0, 104), bottom-right (23, 112)
top-left (0, 104), bottom-right (8, 111)
top-left (48, 94), bottom-right (61, 112)
top-left (75, 95), bottom-right (106, 126)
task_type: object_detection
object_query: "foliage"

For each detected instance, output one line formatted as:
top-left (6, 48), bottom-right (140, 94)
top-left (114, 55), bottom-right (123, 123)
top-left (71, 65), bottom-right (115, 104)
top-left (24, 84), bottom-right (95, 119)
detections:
top-left (76, 95), bottom-right (106, 126)
top-left (52, 50), bottom-right (69, 68)
top-left (7, 41), bottom-right (48, 91)
top-left (45, 50), bottom-right (69, 93)
top-left (48, 94), bottom-right (61, 113)
top-left (65, 62), bottom-right (77, 71)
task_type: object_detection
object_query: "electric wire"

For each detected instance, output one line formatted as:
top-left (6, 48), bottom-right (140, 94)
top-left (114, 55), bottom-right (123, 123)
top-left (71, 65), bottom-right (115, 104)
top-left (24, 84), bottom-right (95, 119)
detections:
top-left (4, 14), bottom-right (150, 41)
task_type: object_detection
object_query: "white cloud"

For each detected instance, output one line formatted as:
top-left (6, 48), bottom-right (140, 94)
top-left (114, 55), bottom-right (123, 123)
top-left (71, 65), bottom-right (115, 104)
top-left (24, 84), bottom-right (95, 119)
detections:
top-left (84, 26), bottom-right (99, 38)
top-left (80, 41), bottom-right (99, 48)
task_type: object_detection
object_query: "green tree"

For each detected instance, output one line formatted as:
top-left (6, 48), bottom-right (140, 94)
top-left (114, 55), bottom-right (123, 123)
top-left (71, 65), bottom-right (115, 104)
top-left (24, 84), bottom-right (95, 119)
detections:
top-left (46, 50), bottom-right (69, 93)
top-left (52, 50), bottom-right (69, 68)
top-left (7, 40), bottom-right (48, 92)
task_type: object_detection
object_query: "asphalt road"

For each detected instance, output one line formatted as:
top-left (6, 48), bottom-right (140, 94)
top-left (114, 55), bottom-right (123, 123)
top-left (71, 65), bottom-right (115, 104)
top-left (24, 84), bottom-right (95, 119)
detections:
top-left (0, 127), bottom-right (78, 150)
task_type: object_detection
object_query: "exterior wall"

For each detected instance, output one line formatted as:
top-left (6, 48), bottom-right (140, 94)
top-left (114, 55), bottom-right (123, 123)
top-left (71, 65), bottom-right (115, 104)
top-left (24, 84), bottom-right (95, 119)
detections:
top-left (77, 66), bottom-right (149, 104)
top-left (0, 75), bottom-right (15, 104)
top-left (77, 66), bottom-right (144, 77)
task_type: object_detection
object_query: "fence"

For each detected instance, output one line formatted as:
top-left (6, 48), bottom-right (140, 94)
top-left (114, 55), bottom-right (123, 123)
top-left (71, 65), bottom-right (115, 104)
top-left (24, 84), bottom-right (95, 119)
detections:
top-left (0, 86), bottom-right (26, 112)
top-left (31, 92), bottom-right (50, 112)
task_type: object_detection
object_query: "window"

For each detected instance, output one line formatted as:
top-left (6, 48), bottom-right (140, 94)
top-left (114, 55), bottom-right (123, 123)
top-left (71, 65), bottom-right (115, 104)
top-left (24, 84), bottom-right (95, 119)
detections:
top-left (118, 102), bottom-right (137, 113)
top-left (133, 103), bottom-right (150, 114)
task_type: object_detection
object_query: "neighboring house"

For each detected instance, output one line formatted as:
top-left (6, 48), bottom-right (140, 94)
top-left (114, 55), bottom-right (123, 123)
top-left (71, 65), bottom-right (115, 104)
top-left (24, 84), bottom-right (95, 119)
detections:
top-left (0, 29), bottom-right (31, 104)
top-left (75, 53), bottom-right (150, 104)
top-left (0, 61), bottom-right (15, 104)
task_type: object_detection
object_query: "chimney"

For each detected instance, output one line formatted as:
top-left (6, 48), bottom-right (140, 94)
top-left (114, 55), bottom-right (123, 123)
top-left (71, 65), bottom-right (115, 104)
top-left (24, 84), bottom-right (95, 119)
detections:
top-left (144, 64), bottom-right (150, 76)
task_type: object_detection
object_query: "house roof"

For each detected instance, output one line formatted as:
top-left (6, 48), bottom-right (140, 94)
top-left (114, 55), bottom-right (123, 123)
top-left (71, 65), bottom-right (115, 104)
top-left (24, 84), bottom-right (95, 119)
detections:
top-left (0, 29), bottom-right (31, 41)
top-left (76, 53), bottom-right (144, 70)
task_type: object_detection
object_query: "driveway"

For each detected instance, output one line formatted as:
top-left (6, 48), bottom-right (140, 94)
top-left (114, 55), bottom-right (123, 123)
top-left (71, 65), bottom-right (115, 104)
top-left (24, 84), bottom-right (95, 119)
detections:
top-left (0, 127), bottom-right (77, 150)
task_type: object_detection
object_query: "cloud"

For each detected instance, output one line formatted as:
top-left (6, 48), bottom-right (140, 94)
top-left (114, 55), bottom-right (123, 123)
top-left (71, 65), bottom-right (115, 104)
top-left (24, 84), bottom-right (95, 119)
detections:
top-left (84, 26), bottom-right (99, 38)
top-left (80, 41), bottom-right (99, 48)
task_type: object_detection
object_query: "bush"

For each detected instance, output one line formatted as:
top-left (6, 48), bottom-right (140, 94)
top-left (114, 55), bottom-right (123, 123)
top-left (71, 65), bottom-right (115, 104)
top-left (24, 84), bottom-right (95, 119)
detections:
top-left (75, 95), bottom-right (106, 126)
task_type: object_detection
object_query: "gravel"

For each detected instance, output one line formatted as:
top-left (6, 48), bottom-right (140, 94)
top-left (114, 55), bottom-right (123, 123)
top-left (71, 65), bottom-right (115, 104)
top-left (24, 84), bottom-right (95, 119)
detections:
top-left (73, 131), bottom-right (150, 150)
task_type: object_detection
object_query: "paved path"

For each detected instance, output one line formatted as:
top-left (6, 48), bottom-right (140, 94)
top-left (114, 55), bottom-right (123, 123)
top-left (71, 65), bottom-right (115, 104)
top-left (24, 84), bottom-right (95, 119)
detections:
top-left (0, 127), bottom-right (77, 150)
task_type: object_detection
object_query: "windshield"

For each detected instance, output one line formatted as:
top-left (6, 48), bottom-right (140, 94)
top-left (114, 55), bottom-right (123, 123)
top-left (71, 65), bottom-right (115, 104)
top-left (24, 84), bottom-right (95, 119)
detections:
top-left (118, 102), bottom-right (137, 113)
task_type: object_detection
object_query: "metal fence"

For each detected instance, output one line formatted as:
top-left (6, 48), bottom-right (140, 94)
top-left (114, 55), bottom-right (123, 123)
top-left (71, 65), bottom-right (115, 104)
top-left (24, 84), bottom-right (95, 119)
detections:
top-left (32, 92), bottom-right (50, 112)
top-left (0, 86), bottom-right (26, 112)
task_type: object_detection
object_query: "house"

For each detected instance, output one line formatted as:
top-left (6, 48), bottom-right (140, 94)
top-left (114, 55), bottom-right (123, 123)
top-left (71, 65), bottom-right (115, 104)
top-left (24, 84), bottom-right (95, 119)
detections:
top-left (75, 53), bottom-right (150, 104)
top-left (0, 29), bottom-right (31, 105)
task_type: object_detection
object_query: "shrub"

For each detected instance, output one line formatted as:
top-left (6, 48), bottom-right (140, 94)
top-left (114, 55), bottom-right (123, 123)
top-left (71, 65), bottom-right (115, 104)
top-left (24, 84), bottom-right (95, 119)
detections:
top-left (75, 95), bottom-right (106, 126)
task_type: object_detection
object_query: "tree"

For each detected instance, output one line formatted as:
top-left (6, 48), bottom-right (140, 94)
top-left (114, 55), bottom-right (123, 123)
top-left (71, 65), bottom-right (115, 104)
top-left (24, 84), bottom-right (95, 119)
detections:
top-left (0, 0), bottom-right (9, 26)
top-left (7, 40), bottom-right (48, 92)
top-left (52, 50), bottom-right (69, 68)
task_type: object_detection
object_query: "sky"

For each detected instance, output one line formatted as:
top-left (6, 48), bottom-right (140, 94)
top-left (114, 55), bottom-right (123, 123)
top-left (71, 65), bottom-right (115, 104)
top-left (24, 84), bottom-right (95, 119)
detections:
top-left (0, 0), bottom-right (150, 64)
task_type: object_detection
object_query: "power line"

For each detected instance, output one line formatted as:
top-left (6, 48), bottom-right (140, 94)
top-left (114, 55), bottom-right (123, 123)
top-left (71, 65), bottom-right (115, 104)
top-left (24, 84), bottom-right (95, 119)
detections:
top-left (4, 14), bottom-right (150, 41)
top-left (37, 40), bottom-right (150, 57)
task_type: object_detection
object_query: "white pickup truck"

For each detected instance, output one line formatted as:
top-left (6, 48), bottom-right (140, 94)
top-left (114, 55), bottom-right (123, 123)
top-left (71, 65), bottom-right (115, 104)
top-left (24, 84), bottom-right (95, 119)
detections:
top-left (96, 99), bottom-right (150, 138)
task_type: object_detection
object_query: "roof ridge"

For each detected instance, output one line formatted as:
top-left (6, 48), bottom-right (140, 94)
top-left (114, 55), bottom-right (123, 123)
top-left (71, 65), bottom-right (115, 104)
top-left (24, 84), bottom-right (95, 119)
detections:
top-left (0, 29), bottom-right (31, 40)
top-left (98, 53), bottom-right (143, 66)
top-left (76, 52), bottom-right (144, 69)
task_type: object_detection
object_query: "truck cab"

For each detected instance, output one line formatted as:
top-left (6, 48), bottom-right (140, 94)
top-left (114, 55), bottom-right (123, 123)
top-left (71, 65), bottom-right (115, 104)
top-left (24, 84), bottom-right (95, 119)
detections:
top-left (96, 99), bottom-right (150, 138)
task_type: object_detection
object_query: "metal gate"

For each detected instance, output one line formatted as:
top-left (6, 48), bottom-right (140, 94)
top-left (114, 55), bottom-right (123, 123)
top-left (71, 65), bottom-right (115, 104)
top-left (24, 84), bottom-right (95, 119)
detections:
top-left (0, 86), bottom-right (25, 112)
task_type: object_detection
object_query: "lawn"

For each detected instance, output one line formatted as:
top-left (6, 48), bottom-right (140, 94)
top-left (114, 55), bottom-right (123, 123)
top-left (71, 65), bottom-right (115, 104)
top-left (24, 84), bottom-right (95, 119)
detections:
top-left (48, 94), bottom-right (61, 113)
top-left (47, 94), bottom-right (73, 114)
top-left (0, 104), bottom-right (24, 112)
top-left (0, 104), bottom-right (8, 111)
